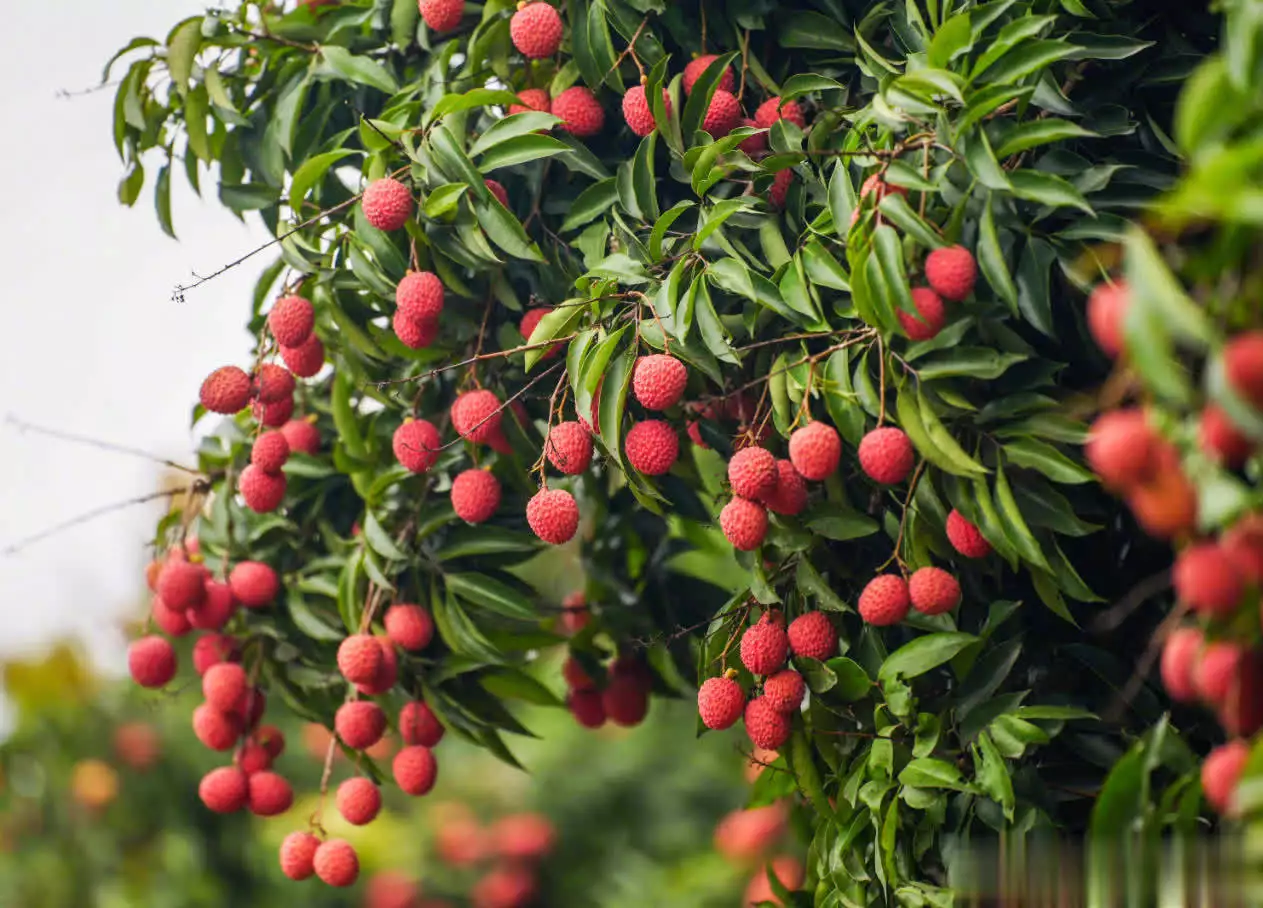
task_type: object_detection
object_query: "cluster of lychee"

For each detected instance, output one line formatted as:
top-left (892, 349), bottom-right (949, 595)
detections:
top-left (710, 801), bottom-right (803, 905)
top-left (429, 802), bottom-right (556, 908)
top-left (561, 652), bottom-right (652, 730)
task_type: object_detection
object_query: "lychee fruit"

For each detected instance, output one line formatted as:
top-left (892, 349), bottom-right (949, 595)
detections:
top-left (192, 633), bottom-right (239, 675)
top-left (400, 700), bottom-right (445, 747)
top-left (393, 745), bottom-right (438, 795)
top-left (1173, 542), bottom-right (1244, 618)
top-left (858, 574), bottom-right (911, 626)
top-left (128, 635), bottom-right (177, 688)
top-left (745, 856), bottom-right (805, 906)
top-left (451, 468), bottom-right (502, 523)
top-left (1195, 641), bottom-right (1243, 704)
top-left (509, 87), bottom-right (551, 116)
top-left (698, 675), bottom-right (745, 730)
top-left (384, 604), bottom-right (434, 652)
top-left (908, 567), bottom-right (961, 615)
top-left (314, 839), bottom-right (360, 887)
top-left (946, 509), bottom-right (991, 558)
top-left (396, 271), bottom-right (444, 322)
top-left (228, 560), bottom-right (279, 608)
top-left (1202, 739), bottom-right (1250, 815)
top-left (280, 831), bottom-right (320, 881)
top-left (1127, 449), bottom-right (1198, 540)
top-left (393, 311), bottom-right (439, 349)
top-left (546, 421), bottom-right (594, 474)
top-left (257, 724), bottom-right (285, 760)
top-left (280, 417), bottom-right (321, 455)
top-left (1086, 280), bottom-right (1129, 359)
top-left (337, 776), bottom-right (382, 825)
top-left (925, 245), bottom-right (977, 302)
top-left (356, 635), bottom-right (398, 696)
top-left (568, 688), bottom-right (606, 727)
top-left (1223, 514), bottom-right (1263, 585)
top-left (552, 86), bottom-right (604, 137)
top-left (239, 464), bottom-right (286, 512)
top-left (702, 89), bottom-right (741, 137)
top-left (234, 740), bottom-right (272, 775)
top-left (741, 613), bottom-right (789, 676)
top-left (338, 634), bottom-right (384, 685)
top-left (1201, 405), bottom-right (1254, 468)
top-left (492, 813), bottom-right (555, 861)
top-left (559, 590), bottom-right (588, 634)
top-left (452, 389), bottom-right (503, 444)
top-left (199, 766), bottom-right (248, 813)
top-left (1160, 626), bottom-right (1203, 703)
top-left (520, 307), bottom-right (562, 359)
top-left (738, 118), bottom-right (768, 155)
top-left (683, 54), bottom-right (735, 95)
top-left (335, 700), bottom-right (386, 750)
top-left (200, 365), bottom-right (252, 414)
top-left (114, 721), bottom-right (161, 770)
top-left (633, 354), bottom-right (687, 410)
top-left (858, 427), bottom-right (914, 484)
top-left (485, 178), bottom-right (509, 207)
top-left (764, 670), bottom-right (805, 713)
top-left (268, 295), bottom-right (314, 347)
top-left (362, 177), bottom-right (413, 231)
top-left (393, 418), bottom-right (442, 473)
top-left (787, 611), bottom-right (837, 661)
top-left (622, 85), bottom-right (670, 137)
top-left (788, 421), bottom-right (840, 481)
top-left (158, 559), bottom-right (207, 612)
top-left (247, 770), bottom-right (293, 816)
top-left (193, 703), bottom-right (242, 751)
top-left (562, 655), bottom-right (595, 690)
top-left (1225, 331), bottom-right (1263, 409)
top-left (251, 430), bottom-right (290, 473)
top-left (602, 671), bottom-right (650, 727)
top-left (510, 1), bottom-right (563, 58)
top-left (232, 687), bottom-right (266, 732)
top-left (252, 394), bottom-right (294, 427)
top-left (526, 488), bottom-right (580, 544)
top-left (151, 595), bottom-right (192, 636)
top-left (769, 169), bottom-right (793, 209)
top-left (473, 865), bottom-right (537, 908)
top-left (754, 96), bottom-right (806, 129)
top-left (744, 696), bottom-right (792, 749)
top-left (419, 0), bottom-right (463, 32)
top-left (898, 287), bottom-right (947, 341)
top-left (625, 419), bottom-right (679, 475)
top-left (1085, 409), bottom-right (1158, 491)
top-left (713, 803), bottom-right (788, 862)
top-left (1218, 649), bottom-right (1263, 737)
top-left (204, 662), bottom-right (248, 712)
top-left (254, 363), bottom-right (295, 404)
top-left (729, 445), bottom-right (778, 498)
top-left (721, 497), bottom-right (769, 551)
top-left (280, 333), bottom-right (324, 378)
top-left (760, 459), bottom-right (808, 516)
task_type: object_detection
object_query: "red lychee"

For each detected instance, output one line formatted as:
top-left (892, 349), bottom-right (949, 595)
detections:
top-left (738, 118), bottom-right (768, 156)
top-left (526, 488), bottom-right (580, 544)
top-left (602, 671), bottom-right (650, 727)
top-left (744, 696), bottom-right (792, 749)
top-left (760, 459), bottom-right (808, 516)
top-left (546, 421), bottom-right (594, 474)
top-left (268, 295), bottom-right (314, 347)
top-left (698, 675), bottom-right (745, 730)
top-left (633, 354), bottom-right (687, 411)
top-left (788, 421), bottom-right (841, 481)
top-left (193, 704), bottom-right (241, 751)
top-left (1201, 405), bottom-right (1254, 468)
top-left (858, 427), bottom-right (914, 484)
top-left (1173, 542), bottom-right (1244, 618)
top-left (335, 700), bottom-right (387, 750)
top-left (858, 574), bottom-right (911, 626)
top-left (908, 567), bottom-right (961, 616)
top-left (560, 590), bottom-right (589, 634)
top-left (451, 468), bottom-right (502, 523)
top-left (729, 445), bottom-right (778, 498)
top-left (562, 655), bottom-right (595, 690)
top-left (787, 611), bottom-right (837, 661)
top-left (385, 603), bottom-right (434, 652)
top-left (393, 745), bottom-right (438, 795)
top-left (280, 334), bottom-right (324, 378)
top-left (568, 688), bottom-right (606, 727)
top-left (509, 88), bottom-right (551, 116)
top-left (204, 662), bottom-right (248, 713)
top-left (1195, 641), bottom-right (1243, 704)
top-left (152, 595), bottom-right (192, 636)
top-left (200, 365), bottom-right (252, 414)
top-left (338, 634), bottom-right (384, 685)
top-left (400, 700), bottom-right (445, 747)
top-left (419, 0), bottom-right (463, 32)
top-left (473, 865), bottom-right (536, 908)
top-left (493, 812), bottom-right (555, 861)
top-left (1218, 648), bottom-right (1263, 737)
top-left (741, 612), bottom-right (789, 676)
top-left (114, 721), bottom-right (161, 770)
top-left (1160, 626), bottom-right (1204, 703)
top-left (519, 306), bottom-right (562, 359)
top-left (1223, 514), bottom-right (1263, 585)
top-left (314, 839), bottom-right (360, 887)
top-left (247, 771), bottom-right (293, 816)
top-left (622, 85), bottom-right (670, 137)
top-left (257, 724), bottom-right (285, 760)
top-left (552, 86), bottom-right (604, 137)
top-left (234, 740), bottom-right (272, 775)
top-left (764, 670), bottom-right (806, 713)
top-left (721, 497), bottom-right (769, 551)
top-left (754, 96), bottom-right (805, 129)
top-left (365, 872), bottom-right (420, 908)
top-left (1203, 740), bottom-right (1250, 815)
top-left (393, 418), bottom-right (442, 473)
top-left (128, 635), bottom-right (177, 688)
top-left (362, 177), bottom-right (413, 231)
top-left (898, 287), bottom-right (946, 341)
top-left (252, 394), bottom-right (294, 427)
top-left (232, 687), bottom-right (266, 732)
top-left (510, 1), bottom-right (563, 58)
top-left (193, 633), bottom-right (239, 675)
top-left (745, 856), bottom-right (805, 906)
top-left (277, 419), bottom-right (320, 459)
top-left (1127, 448), bottom-right (1198, 540)
top-left (1085, 279), bottom-right (1129, 358)
top-left (702, 89), bottom-right (741, 137)
top-left (452, 389), bottom-right (503, 444)
top-left (485, 178), bottom-right (509, 207)
top-left (946, 509), bottom-right (991, 558)
top-left (228, 560), bottom-right (279, 608)
top-left (625, 419), bottom-right (679, 475)
top-left (254, 363), bottom-right (295, 404)
top-left (1085, 409), bottom-right (1158, 491)
top-left (158, 558), bottom-right (207, 612)
top-left (199, 766), bottom-right (248, 813)
top-left (1225, 331), bottom-right (1263, 409)
top-left (251, 429), bottom-right (290, 473)
top-left (768, 169), bottom-right (792, 209)
top-left (396, 271), bottom-right (445, 322)
top-left (714, 803), bottom-right (788, 863)
top-left (239, 464), bottom-right (286, 512)
top-left (925, 245), bottom-right (977, 302)
top-left (393, 311), bottom-right (439, 349)
top-left (683, 54), bottom-right (735, 95)
top-left (356, 635), bottom-right (399, 696)
top-left (280, 831), bottom-right (320, 881)
top-left (337, 776), bottom-right (382, 825)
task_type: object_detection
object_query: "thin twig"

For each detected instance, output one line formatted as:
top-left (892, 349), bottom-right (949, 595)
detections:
top-left (3, 486), bottom-right (201, 556)
top-left (5, 414), bottom-right (199, 474)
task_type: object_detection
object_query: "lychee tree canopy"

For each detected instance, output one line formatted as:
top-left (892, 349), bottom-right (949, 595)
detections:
top-left (107, 0), bottom-right (1258, 902)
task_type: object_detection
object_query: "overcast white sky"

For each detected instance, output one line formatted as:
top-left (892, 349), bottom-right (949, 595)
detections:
top-left (0, 2), bottom-right (263, 674)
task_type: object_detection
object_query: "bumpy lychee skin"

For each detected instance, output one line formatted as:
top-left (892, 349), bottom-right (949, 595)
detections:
top-left (158, 558), bottom-right (207, 611)
top-left (393, 311), bottom-right (439, 349)
top-left (1201, 405), bottom-right (1255, 468)
top-left (898, 287), bottom-right (947, 341)
top-left (451, 468), bottom-right (502, 523)
top-left (909, 567), bottom-right (962, 616)
top-left (946, 509), bottom-right (991, 558)
top-left (858, 427), bottom-right (915, 484)
top-left (234, 740), bottom-right (272, 775)
top-left (396, 271), bottom-right (444, 322)
top-left (1202, 740), bottom-right (1250, 815)
top-left (389, 419), bottom-right (440, 474)
top-left (1195, 641), bottom-right (1243, 704)
top-left (129, 636), bottom-right (177, 688)
top-left (738, 119), bottom-right (768, 156)
top-left (247, 771), bottom-right (293, 817)
top-left (510, 1), bottom-right (563, 58)
top-left (193, 703), bottom-right (242, 751)
top-left (546, 421), bottom-right (594, 474)
top-left (1225, 331), bottom-right (1263, 409)
top-left (1086, 280), bottom-right (1129, 359)
top-left (633, 354), bottom-right (687, 411)
top-left (419, 0), bottom-right (463, 32)
top-left (400, 700), bottom-right (445, 746)
top-left (755, 96), bottom-right (806, 129)
top-left (729, 445), bottom-right (778, 498)
top-left (199, 766), bottom-right (248, 813)
top-left (452, 389), bottom-right (503, 444)
top-left (251, 430), bottom-right (290, 473)
top-left (239, 464), bottom-right (287, 513)
top-left (393, 745), bottom-right (438, 795)
top-left (335, 700), bottom-right (387, 750)
top-left (568, 688), bottom-right (606, 727)
top-left (553, 86), bottom-right (605, 137)
top-left (1173, 542), bottom-right (1245, 618)
top-left (280, 831), bottom-right (320, 881)
top-left (204, 662), bottom-right (248, 712)
top-left (788, 421), bottom-right (841, 481)
top-left (200, 365), bottom-right (252, 414)
top-left (925, 245), bottom-right (977, 302)
top-left (355, 635), bottom-right (399, 696)
top-left (702, 89), bottom-right (741, 137)
top-left (744, 696), bottom-right (792, 749)
top-left (761, 459), bottom-right (808, 516)
top-left (362, 177), bottom-right (413, 231)
top-left (858, 575), bottom-right (911, 626)
top-left (152, 594), bottom-right (192, 636)
top-left (338, 634), bottom-right (384, 686)
top-left (314, 839), bottom-right (360, 887)
top-left (721, 497), bottom-right (769, 551)
top-left (764, 670), bottom-right (806, 713)
top-left (254, 363), bottom-right (296, 404)
top-left (193, 633), bottom-right (239, 676)
top-left (228, 560), bottom-right (279, 609)
top-left (1085, 409), bottom-right (1158, 491)
top-left (625, 419), bottom-right (679, 475)
top-left (740, 613), bottom-right (789, 676)
top-left (256, 724), bottom-right (285, 760)
top-left (280, 417), bottom-right (321, 456)
top-left (337, 777), bottom-right (382, 825)
top-left (1160, 626), bottom-right (1204, 703)
top-left (526, 488), bottom-right (580, 544)
top-left (787, 611), bottom-right (838, 661)
top-left (683, 54), bottom-right (736, 95)
top-left (602, 672), bottom-right (650, 727)
top-left (509, 87), bottom-right (551, 116)
top-left (252, 395), bottom-right (293, 427)
top-left (698, 676), bottom-right (745, 730)
top-left (769, 169), bottom-right (793, 209)
top-left (622, 85), bottom-right (670, 137)
top-left (385, 604), bottom-right (434, 652)
top-left (268, 295), bottom-right (314, 347)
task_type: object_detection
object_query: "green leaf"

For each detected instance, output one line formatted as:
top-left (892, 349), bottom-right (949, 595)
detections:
top-left (475, 195), bottom-right (545, 261)
top-left (694, 198), bottom-right (755, 250)
top-left (1003, 438), bottom-right (1094, 484)
top-left (423, 182), bottom-right (469, 219)
top-left (1122, 225), bottom-right (1212, 348)
top-left (692, 276), bottom-right (736, 364)
top-left (788, 727), bottom-right (833, 816)
top-left (363, 511), bottom-right (408, 561)
top-left (477, 133), bottom-right (574, 172)
top-left (795, 559), bottom-right (849, 612)
top-left (432, 588), bottom-right (503, 664)
top-left (806, 511), bottom-right (880, 541)
top-left (879, 632), bottom-right (977, 682)
top-left (289, 150), bottom-right (358, 213)
top-left (681, 52), bottom-right (740, 143)
top-left (154, 164), bottom-right (174, 239)
top-left (928, 13), bottom-right (972, 69)
top-left (898, 757), bottom-right (971, 791)
top-left (287, 593), bottom-right (345, 642)
top-left (827, 657), bottom-right (874, 700)
top-left (961, 127), bottom-right (1010, 190)
top-left (649, 201), bottom-right (694, 260)
top-left (561, 177), bottom-right (618, 233)
top-left (446, 573), bottom-right (537, 621)
top-left (435, 527), bottom-right (541, 561)
top-left (828, 160), bottom-right (858, 240)
top-left (429, 88), bottom-right (524, 121)
top-left (993, 464), bottom-right (1052, 571)
top-left (973, 731), bottom-right (1015, 820)
top-left (781, 73), bottom-right (846, 99)
top-left (321, 45), bottom-right (399, 94)
top-left (878, 194), bottom-right (947, 250)
top-left (632, 131), bottom-right (659, 222)
top-left (1009, 169), bottom-right (1093, 214)
top-left (977, 40), bottom-right (1080, 86)
top-left (469, 112), bottom-right (562, 157)
top-left (898, 389), bottom-right (988, 476)
top-left (219, 182), bottom-right (280, 212)
top-left (995, 118), bottom-right (1096, 159)
top-left (525, 304), bottom-right (587, 371)
top-left (873, 225), bottom-right (916, 327)
top-left (480, 670), bottom-right (562, 707)
top-left (166, 16), bottom-right (202, 96)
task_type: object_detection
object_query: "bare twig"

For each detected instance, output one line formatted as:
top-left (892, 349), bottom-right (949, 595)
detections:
top-left (5, 414), bottom-right (199, 474)
top-left (3, 485), bottom-right (204, 556)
